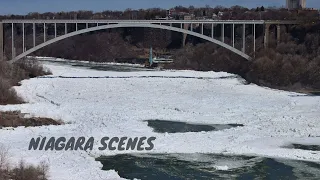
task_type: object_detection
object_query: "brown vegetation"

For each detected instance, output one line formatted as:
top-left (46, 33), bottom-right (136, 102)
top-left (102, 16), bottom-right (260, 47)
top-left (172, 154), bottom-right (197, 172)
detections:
top-left (168, 22), bottom-right (320, 91)
top-left (0, 145), bottom-right (49, 180)
top-left (0, 59), bottom-right (51, 105)
top-left (0, 59), bottom-right (60, 128)
top-left (0, 111), bottom-right (62, 128)
top-left (249, 23), bottom-right (320, 90)
top-left (36, 32), bottom-right (139, 62)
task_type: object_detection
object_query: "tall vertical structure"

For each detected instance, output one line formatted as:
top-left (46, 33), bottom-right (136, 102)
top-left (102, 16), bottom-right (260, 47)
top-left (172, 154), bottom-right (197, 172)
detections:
top-left (182, 15), bottom-right (192, 47)
top-left (149, 47), bottom-right (153, 66)
top-left (300, 0), bottom-right (306, 9)
top-left (166, 9), bottom-right (172, 19)
top-left (0, 22), bottom-right (3, 61)
top-left (286, 0), bottom-right (306, 9)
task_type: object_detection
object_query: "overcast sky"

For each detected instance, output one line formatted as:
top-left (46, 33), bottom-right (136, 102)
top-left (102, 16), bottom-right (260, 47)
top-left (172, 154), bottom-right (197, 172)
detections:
top-left (0, 0), bottom-right (318, 15)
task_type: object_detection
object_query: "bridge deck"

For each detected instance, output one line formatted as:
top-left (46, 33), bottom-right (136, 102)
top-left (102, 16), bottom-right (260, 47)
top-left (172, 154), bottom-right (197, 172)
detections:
top-left (264, 20), bottom-right (302, 24)
top-left (1, 19), bottom-right (266, 24)
top-left (0, 19), bottom-right (303, 25)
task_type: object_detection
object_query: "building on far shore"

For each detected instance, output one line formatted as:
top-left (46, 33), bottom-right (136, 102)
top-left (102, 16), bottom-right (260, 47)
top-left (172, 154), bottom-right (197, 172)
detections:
top-left (286, 0), bottom-right (306, 10)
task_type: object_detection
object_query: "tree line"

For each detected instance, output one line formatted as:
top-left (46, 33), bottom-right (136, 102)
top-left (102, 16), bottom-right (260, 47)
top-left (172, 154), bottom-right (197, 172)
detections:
top-left (0, 5), bottom-right (318, 21)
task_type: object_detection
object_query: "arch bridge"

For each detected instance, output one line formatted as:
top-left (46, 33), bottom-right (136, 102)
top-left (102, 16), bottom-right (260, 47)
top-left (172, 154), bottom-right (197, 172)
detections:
top-left (0, 19), bottom-right (300, 63)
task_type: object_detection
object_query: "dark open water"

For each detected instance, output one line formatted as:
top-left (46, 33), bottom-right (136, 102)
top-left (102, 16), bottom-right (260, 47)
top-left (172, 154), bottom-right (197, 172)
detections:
top-left (97, 153), bottom-right (320, 180)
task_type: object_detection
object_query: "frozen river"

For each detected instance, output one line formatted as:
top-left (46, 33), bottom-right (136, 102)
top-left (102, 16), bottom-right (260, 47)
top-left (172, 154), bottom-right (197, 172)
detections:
top-left (0, 58), bottom-right (320, 180)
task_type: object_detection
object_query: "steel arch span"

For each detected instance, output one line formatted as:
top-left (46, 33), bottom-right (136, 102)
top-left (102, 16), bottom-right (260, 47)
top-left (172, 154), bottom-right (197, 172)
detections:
top-left (9, 23), bottom-right (252, 63)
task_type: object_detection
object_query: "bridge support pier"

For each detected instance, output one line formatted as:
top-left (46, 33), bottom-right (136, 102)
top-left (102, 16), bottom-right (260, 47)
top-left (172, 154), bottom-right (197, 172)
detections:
top-left (0, 23), bottom-right (3, 61)
top-left (221, 24), bottom-right (224, 42)
top-left (264, 24), bottom-right (270, 48)
top-left (182, 23), bottom-right (189, 47)
top-left (232, 24), bottom-right (235, 47)
top-left (242, 24), bottom-right (245, 53)
top-left (201, 23), bottom-right (203, 34)
top-left (277, 24), bottom-right (281, 44)
top-left (211, 23), bottom-right (214, 38)
top-left (54, 23), bottom-right (57, 38)
top-left (22, 23), bottom-right (25, 52)
top-left (33, 23), bottom-right (36, 47)
top-left (11, 23), bottom-right (15, 60)
top-left (44, 23), bottom-right (46, 42)
top-left (253, 24), bottom-right (256, 58)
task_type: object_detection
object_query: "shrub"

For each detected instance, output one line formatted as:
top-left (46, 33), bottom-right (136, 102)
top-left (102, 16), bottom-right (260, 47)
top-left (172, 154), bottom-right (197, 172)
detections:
top-left (15, 58), bottom-right (51, 78)
top-left (0, 144), bottom-right (49, 180)
top-left (0, 77), bottom-right (23, 105)
top-left (0, 111), bottom-right (63, 128)
top-left (169, 40), bottom-right (320, 90)
top-left (10, 160), bottom-right (49, 180)
top-left (0, 58), bottom-right (51, 105)
top-left (0, 145), bottom-right (10, 180)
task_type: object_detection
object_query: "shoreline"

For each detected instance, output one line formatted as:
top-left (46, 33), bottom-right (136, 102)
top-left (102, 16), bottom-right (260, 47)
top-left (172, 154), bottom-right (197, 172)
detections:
top-left (29, 56), bottom-right (320, 95)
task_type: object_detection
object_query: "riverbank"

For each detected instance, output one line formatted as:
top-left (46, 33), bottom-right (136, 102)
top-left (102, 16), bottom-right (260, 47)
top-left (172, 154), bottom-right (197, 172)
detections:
top-left (0, 59), bottom-right (60, 180)
top-left (30, 56), bottom-right (320, 95)
top-left (0, 59), bottom-right (52, 105)
top-left (0, 59), bottom-right (64, 129)
top-left (0, 111), bottom-right (63, 128)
